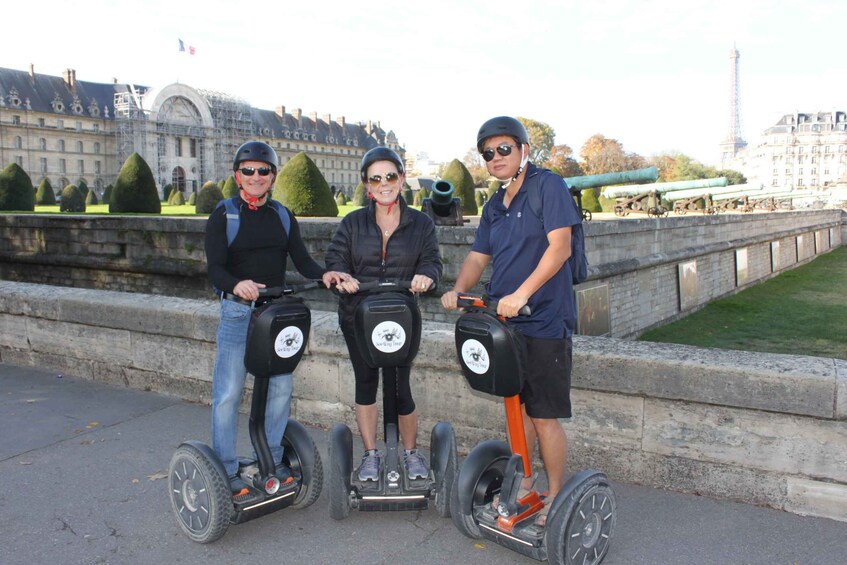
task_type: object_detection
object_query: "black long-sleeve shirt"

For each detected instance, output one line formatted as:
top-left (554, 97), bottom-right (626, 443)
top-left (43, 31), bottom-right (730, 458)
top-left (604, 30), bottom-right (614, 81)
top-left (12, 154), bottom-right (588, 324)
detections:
top-left (204, 198), bottom-right (326, 293)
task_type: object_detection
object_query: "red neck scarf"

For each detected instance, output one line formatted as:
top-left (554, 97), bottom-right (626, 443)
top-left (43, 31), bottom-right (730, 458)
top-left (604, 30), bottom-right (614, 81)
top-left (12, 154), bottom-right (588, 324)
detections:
top-left (240, 189), bottom-right (267, 211)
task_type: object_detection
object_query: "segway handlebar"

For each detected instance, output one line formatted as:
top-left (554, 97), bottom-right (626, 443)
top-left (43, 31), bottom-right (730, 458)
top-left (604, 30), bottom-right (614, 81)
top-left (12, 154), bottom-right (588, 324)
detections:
top-left (335, 279), bottom-right (437, 294)
top-left (456, 293), bottom-right (531, 317)
top-left (258, 280), bottom-right (327, 298)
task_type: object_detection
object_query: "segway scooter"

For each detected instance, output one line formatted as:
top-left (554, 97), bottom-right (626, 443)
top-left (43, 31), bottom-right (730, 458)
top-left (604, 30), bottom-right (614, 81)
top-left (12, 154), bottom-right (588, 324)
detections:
top-left (168, 282), bottom-right (324, 543)
top-left (328, 280), bottom-right (458, 520)
top-left (450, 294), bottom-right (616, 564)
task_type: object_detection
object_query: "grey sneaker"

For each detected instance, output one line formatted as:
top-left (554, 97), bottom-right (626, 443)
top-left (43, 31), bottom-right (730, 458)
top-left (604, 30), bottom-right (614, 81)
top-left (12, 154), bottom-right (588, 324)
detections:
top-left (404, 449), bottom-right (428, 480)
top-left (357, 450), bottom-right (381, 482)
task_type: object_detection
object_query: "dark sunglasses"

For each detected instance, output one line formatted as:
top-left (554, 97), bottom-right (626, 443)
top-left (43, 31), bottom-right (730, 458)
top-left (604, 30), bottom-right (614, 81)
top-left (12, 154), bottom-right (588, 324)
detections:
top-left (239, 166), bottom-right (273, 177)
top-left (481, 144), bottom-right (519, 162)
top-left (367, 172), bottom-right (400, 185)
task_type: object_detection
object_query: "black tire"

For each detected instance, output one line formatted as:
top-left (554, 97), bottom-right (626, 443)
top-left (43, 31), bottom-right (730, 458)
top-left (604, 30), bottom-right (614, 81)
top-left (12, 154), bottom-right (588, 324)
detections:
top-left (546, 472), bottom-right (616, 565)
top-left (168, 444), bottom-right (231, 544)
top-left (582, 209), bottom-right (592, 222)
top-left (431, 422), bottom-right (457, 519)
top-left (328, 424), bottom-right (353, 521)
top-left (450, 440), bottom-right (510, 539)
top-left (283, 420), bottom-right (323, 509)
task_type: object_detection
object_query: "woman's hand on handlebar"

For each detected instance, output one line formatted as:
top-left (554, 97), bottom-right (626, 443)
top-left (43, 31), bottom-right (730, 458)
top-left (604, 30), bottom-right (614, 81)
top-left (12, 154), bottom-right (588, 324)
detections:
top-left (322, 270), bottom-right (351, 288)
top-left (336, 277), bottom-right (360, 295)
top-left (410, 274), bottom-right (434, 295)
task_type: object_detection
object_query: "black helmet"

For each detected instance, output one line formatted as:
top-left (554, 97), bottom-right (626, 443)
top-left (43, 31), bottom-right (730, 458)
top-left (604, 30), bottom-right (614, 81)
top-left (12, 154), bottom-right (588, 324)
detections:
top-left (476, 116), bottom-right (529, 153)
top-left (233, 141), bottom-right (279, 172)
top-left (360, 146), bottom-right (404, 182)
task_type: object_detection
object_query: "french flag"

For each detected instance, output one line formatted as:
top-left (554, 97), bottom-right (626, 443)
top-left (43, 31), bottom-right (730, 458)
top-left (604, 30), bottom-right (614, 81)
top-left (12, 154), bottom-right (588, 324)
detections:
top-left (178, 38), bottom-right (195, 55)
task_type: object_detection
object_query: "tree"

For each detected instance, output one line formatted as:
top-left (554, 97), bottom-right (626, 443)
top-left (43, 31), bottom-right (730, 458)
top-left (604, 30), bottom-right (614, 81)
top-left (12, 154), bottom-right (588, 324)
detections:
top-left (545, 144), bottom-right (584, 178)
top-left (352, 182), bottom-right (367, 206)
top-left (59, 184), bottom-right (85, 212)
top-left (35, 178), bottom-right (56, 205)
top-left (85, 189), bottom-right (99, 205)
top-left (517, 117), bottom-right (555, 164)
top-left (77, 179), bottom-right (89, 197)
top-left (461, 147), bottom-right (490, 186)
top-left (273, 152), bottom-right (338, 217)
top-left (195, 181), bottom-right (223, 214)
top-left (222, 175), bottom-right (239, 198)
top-left (440, 159), bottom-right (478, 216)
top-left (109, 153), bottom-right (161, 213)
top-left (0, 163), bottom-right (35, 211)
top-left (102, 184), bottom-right (113, 204)
top-left (716, 169), bottom-right (747, 185)
top-left (579, 134), bottom-right (645, 176)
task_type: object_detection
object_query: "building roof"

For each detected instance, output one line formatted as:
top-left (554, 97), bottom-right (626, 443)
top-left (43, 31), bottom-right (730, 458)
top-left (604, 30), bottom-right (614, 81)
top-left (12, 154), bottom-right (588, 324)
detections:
top-left (764, 111), bottom-right (847, 135)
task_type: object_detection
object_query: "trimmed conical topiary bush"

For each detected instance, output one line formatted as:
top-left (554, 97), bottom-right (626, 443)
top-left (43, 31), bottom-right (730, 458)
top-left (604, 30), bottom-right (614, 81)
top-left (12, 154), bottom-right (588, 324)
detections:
top-left (188, 191), bottom-right (196, 205)
top-left (273, 152), bottom-right (338, 217)
top-left (487, 179), bottom-right (500, 199)
top-left (102, 184), bottom-right (113, 204)
top-left (77, 179), bottom-right (89, 197)
top-left (36, 178), bottom-right (56, 205)
top-left (60, 184), bottom-right (86, 212)
top-left (109, 153), bottom-right (161, 213)
top-left (222, 175), bottom-right (239, 198)
top-left (440, 159), bottom-right (478, 216)
top-left (170, 191), bottom-right (186, 205)
top-left (335, 191), bottom-right (347, 206)
top-left (0, 163), bottom-right (35, 211)
top-left (580, 187), bottom-right (602, 213)
top-left (352, 182), bottom-right (367, 206)
top-left (196, 181), bottom-right (223, 214)
top-left (85, 189), bottom-right (99, 205)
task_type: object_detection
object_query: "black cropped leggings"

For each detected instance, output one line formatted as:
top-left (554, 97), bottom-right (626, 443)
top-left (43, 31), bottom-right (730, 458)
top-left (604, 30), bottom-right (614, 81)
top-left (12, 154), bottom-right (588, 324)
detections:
top-left (342, 330), bottom-right (416, 416)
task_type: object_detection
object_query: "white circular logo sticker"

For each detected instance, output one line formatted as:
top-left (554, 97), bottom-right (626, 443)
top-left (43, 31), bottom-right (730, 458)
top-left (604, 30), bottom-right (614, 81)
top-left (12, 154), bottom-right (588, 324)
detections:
top-left (371, 321), bottom-right (406, 353)
top-left (461, 339), bottom-right (490, 375)
top-left (274, 326), bottom-right (304, 358)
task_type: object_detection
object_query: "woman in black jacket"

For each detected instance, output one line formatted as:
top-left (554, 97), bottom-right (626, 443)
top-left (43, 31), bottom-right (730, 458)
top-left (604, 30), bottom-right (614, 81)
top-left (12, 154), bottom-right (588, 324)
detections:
top-left (325, 146), bottom-right (442, 483)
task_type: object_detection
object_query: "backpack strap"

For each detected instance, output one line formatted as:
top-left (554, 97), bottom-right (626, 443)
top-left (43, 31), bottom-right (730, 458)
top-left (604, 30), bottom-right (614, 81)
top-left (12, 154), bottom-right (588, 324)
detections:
top-left (216, 197), bottom-right (291, 247)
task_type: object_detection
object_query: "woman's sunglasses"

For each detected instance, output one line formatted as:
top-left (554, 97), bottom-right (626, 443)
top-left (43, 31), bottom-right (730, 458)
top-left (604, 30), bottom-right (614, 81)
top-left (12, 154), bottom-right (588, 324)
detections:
top-left (481, 144), bottom-right (518, 162)
top-left (367, 172), bottom-right (400, 185)
top-left (239, 166), bottom-right (273, 177)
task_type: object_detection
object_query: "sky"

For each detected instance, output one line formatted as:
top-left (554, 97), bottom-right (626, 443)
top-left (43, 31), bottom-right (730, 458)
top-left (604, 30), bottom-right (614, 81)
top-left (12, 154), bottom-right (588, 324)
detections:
top-left (4, 0), bottom-right (846, 167)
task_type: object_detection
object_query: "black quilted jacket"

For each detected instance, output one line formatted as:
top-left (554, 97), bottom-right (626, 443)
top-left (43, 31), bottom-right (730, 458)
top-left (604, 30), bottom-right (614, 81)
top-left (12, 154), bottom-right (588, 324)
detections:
top-left (325, 198), bottom-right (442, 329)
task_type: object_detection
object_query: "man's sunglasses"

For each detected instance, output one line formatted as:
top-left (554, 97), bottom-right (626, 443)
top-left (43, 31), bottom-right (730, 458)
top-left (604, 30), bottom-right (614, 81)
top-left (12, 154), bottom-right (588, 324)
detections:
top-left (481, 144), bottom-right (519, 162)
top-left (239, 166), bottom-right (273, 177)
top-left (367, 172), bottom-right (400, 185)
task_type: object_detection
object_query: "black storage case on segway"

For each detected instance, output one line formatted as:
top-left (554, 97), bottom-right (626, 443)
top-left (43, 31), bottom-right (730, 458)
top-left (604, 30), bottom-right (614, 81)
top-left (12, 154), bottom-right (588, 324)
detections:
top-left (455, 310), bottom-right (526, 397)
top-left (244, 297), bottom-right (311, 377)
top-left (353, 292), bottom-right (421, 368)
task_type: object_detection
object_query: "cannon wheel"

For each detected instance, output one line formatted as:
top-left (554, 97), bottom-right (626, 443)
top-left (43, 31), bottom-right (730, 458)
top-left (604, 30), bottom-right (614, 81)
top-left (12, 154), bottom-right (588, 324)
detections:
top-left (581, 209), bottom-right (592, 222)
top-left (613, 205), bottom-right (625, 217)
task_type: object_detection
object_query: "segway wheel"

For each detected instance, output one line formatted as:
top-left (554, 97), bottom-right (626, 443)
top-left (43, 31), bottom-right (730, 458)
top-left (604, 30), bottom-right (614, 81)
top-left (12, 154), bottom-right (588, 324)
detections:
top-left (431, 422), bottom-right (457, 519)
top-left (328, 424), bottom-right (353, 520)
top-left (450, 440), bottom-right (510, 539)
top-left (168, 444), bottom-right (231, 544)
top-left (546, 472), bottom-right (616, 565)
top-left (282, 420), bottom-right (323, 509)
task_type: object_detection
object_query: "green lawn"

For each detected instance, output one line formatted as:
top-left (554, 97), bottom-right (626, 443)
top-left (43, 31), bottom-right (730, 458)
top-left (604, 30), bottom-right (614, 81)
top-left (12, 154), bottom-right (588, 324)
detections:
top-left (32, 203), bottom-right (362, 216)
top-left (639, 246), bottom-right (847, 360)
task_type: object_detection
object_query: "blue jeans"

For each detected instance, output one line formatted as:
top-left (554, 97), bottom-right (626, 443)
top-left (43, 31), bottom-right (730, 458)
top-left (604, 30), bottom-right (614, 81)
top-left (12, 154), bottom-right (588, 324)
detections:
top-left (211, 299), bottom-right (292, 477)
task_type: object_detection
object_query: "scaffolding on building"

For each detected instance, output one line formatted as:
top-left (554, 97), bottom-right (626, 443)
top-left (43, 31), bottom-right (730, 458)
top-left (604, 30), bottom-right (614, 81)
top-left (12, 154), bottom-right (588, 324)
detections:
top-left (113, 86), bottom-right (150, 173)
top-left (197, 89), bottom-right (253, 182)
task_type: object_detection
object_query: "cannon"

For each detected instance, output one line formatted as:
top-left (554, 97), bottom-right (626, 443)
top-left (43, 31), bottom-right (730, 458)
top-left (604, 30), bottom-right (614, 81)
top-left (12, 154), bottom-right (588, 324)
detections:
top-left (664, 184), bottom-right (760, 215)
top-left (562, 166), bottom-right (659, 221)
top-left (421, 180), bottom-right (465, 226)
top-left (603, 176), bottom-right (728, 217)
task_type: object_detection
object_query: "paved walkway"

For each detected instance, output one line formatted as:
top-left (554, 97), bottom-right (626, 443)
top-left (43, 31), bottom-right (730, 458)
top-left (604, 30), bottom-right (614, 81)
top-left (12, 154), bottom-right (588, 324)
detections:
top-left (1, 362), bottom-right (844, 564)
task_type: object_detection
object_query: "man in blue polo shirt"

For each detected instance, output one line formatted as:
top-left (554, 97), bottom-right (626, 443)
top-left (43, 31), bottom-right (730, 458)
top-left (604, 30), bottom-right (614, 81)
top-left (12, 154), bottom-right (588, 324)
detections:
top-left (441, 116), bottom-right (581, 526)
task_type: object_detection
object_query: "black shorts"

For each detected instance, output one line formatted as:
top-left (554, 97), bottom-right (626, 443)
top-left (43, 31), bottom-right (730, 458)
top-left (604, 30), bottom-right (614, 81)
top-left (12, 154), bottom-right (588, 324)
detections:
top-left (520, 335), bottom-right (572, 419)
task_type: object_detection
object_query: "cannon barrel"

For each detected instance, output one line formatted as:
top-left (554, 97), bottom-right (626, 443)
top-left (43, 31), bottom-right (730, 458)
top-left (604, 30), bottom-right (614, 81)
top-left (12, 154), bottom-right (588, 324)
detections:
top-left (429, 180), bottom-right (455, 208)
top-left (663, 184), bottom-right (760, 201)
top-left (563, 166), bottom-right (659, 191)
top-left (421, 180), bottom-right (465, 226)
top-left (604, 177), bottom-right (728, 198)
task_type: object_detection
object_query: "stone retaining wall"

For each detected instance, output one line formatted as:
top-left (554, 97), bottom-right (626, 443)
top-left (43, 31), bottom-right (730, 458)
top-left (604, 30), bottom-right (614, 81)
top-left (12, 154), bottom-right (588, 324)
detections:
top-left (1, 281), bottom-right (844, 522)
top-left (0, 209), bottom-right (843, 337)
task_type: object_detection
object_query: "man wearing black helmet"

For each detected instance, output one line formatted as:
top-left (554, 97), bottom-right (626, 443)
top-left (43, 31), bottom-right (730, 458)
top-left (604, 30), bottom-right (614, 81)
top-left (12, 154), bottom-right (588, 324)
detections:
top-left (326, 146), bottom-right (442, 482)
top-left (441, 117), bottom-right (582, 526)
top-left (205, 140), bottom-right (348, 494)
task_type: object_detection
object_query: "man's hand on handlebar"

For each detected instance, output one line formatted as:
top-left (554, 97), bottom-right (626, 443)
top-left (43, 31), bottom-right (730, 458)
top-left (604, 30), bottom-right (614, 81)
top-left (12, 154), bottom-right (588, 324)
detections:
top-left (440, 290), bottom-right (459, 311)
top-left (495, 291), bottom-right (529, 319)
top-left (234, 279), bottom-right (266, 301)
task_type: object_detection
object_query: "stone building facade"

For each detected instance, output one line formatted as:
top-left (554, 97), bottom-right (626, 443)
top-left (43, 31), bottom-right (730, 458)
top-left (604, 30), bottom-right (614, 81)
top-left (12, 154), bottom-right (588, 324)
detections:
top-left (0, 65), bottom-right (402, 197)
top-left (728, 111), bottom-right (847, 191)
